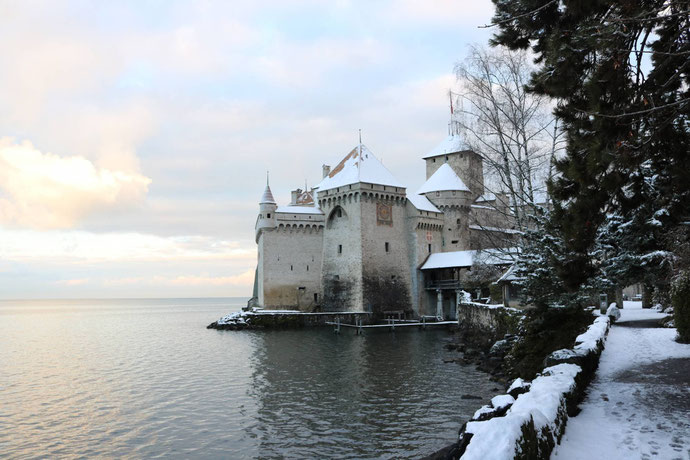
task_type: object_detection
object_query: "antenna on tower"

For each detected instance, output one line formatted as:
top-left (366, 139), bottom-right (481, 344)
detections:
top-left (266, 171), bottom-right (269, 186)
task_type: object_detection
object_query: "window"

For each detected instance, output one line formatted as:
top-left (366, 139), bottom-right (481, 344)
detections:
top-left (451, 240), bottom-right (459, 244)
top-left (338, 244), bottom-right (342, 254)
top-left (436, 191), bottom-right (440, 197)
top-left (337, 208), bottom-right (342, 217)
top-left (385, 242), bottom-right (390, 252)
top-left (452, 191), bottom-right (456, 196)
top-left (314, 293), bottom-right (318, 302)
top-left (334, 275), bottom-right (340, 280)
top-left (391, 275), bottom-right (396, 280)
top-left (290, 265), bottom-right (293, 271)
top-left (445, 155), bottom-right (448, 161)
top-left (433, 158), bottom-right (436, 163)
top-left (307, 265), bottom-right (309, 271)
top-left (267, 213), bottom-right (271, 218)
top-left (428, 243), bottom-right (432, 253)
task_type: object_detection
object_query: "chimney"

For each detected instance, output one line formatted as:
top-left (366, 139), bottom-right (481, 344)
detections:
top-left (322, 164), bottom-right (331, 178)
top-left (291, 188), bottom-right (302, 205)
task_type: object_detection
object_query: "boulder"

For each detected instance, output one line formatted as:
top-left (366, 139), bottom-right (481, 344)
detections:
top-left (606, 303), bottom-right (621, 323)
top-left (507, 377), bottom-right (531, 399)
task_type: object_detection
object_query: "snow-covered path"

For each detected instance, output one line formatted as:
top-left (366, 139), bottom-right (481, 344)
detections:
top-left (553, 302), bottom-right (690, 460)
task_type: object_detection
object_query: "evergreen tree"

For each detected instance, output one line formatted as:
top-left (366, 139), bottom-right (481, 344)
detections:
top-left (491, 0), bottom-right (690, 297)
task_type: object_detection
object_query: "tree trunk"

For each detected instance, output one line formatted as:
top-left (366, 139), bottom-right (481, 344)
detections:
top-left (642, 284), bottom-right (653, 309)
top-left (615, 287), bottom-right (624, 310)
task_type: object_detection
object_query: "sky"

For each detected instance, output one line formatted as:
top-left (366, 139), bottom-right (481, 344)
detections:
top-left (0, 0), bottom-right (496, 299)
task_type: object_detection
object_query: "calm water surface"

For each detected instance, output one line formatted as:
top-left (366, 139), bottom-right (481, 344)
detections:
top-left (0, 298), bottom-right (498, 459)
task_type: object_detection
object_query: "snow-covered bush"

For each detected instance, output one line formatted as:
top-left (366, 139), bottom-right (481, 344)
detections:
top-left (671, 270), bottom-right (690, 343)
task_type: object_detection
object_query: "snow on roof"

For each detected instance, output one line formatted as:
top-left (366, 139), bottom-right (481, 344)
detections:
top-left (475, 192), bottom-right (496, 203)
top-left (315, 144), bottom-right (405, 193)
top-left (469, 225), bottom-right (522, 234)
top-left (417, 163), bottom-right (470, 194)
top-left (260, 185), bottom-right (276, 204)
top-left (420, 248), bottom-right (517, 270)
top-left (275, 205), bottom-right (323, 215)
top-left (407, 194), bottom-right (442, 213)
top-left (422, 134), bottom-right (470, 159)
top-left (496, 265), bottom-right (520, 283)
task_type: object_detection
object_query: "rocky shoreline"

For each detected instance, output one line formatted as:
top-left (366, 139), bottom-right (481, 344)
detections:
top-left (207, 308), bottom-right (373, 330)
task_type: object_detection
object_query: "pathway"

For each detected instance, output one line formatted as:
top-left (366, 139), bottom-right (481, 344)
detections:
top-left (552, 302), bottom-right (690, 460)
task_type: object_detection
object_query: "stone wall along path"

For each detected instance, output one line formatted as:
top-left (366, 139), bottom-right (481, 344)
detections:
top-left (552, 302), bottom-right (690, 460)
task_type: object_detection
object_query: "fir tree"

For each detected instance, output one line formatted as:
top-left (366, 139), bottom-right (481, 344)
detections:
top-left (491, 0), bottom-right (690, 298)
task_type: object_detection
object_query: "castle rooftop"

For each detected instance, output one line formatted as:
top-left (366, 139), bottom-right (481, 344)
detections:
top-left (407, 194), bottom-right (442, 213)
top-left (275, 204), bottom-right (323, 215)
top-left (315, 144), bottom-right (404, 193)
top-left (422, 134), bottom-right (470, 159)
top-left (416, 163), bottom-right (470, 194)
top-left (420, 248), bottom-right (516, 270)
top-left (260, 184), bottom-right (276, 204)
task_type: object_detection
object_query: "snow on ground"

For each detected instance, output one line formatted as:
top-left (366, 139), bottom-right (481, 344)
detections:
top-left (553, 302), bottom-right (690, 460)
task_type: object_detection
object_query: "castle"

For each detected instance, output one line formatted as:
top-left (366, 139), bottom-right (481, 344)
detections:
top-left (253, 133), bottom-right (517, 319)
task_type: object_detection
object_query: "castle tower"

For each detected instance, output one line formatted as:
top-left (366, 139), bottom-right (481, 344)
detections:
top-left (316, 144), bottom-right (411, 314)
top-left (256, 178), bottom-right (277, 239)
top-left (418, 162), bottom-right (473, 251)
top-left (423, 134), bottom-right (484, 200)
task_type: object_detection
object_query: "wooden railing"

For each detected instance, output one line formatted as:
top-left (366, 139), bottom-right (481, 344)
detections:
top-left (425, 279), bottom-right (462, 290)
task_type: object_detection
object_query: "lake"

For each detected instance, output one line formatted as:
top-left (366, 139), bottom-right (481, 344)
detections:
top-left (0, 297), bottom-right (498, 459)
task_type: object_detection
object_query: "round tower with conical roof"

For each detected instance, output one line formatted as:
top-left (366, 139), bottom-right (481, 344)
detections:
top-left (256, 176), bottom-right (277, 241)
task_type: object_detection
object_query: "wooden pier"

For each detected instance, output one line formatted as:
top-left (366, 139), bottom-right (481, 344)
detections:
top-left (326, 316), bottom-right (457, 334)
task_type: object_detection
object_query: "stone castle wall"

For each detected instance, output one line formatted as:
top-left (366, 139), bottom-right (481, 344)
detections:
top-left (258, 224), bottom-right (324, 310)
top-left (320, 188), bottom-right (364, 311)
top-left (406, 203), bottom-right (444, 315)
top-left (359, 188), bottom-right (411, 314)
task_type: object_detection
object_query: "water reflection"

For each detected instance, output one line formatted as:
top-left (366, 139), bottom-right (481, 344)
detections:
top-left (0, 300), bottom-right (497, 459)
top-left (247, 328), bottom-right (497, 459)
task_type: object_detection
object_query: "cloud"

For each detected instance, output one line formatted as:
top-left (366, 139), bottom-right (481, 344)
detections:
top-left (55, 278), bottom-right (89, 286)
top-left (0, 229), bottom-right (254, 263)
top-left (0, 138), bottom-right (151, 229)
top-left (104, 270), bottom-right (255, 287)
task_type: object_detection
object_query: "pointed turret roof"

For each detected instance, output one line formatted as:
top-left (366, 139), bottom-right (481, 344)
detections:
top-left (417, 163), bottom-right (470, 194)
top-left (260, 184), bottom-right (276, 204)
top-left (422, 134), bottom-right (470, 159)
top-left (315, 144), bottom-right (404, 192)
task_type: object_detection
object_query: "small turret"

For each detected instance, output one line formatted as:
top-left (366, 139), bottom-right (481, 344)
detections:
top-left (256, 175), bottom-right (277, 241)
